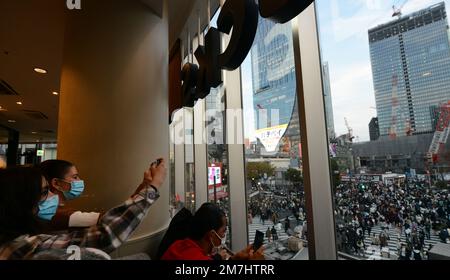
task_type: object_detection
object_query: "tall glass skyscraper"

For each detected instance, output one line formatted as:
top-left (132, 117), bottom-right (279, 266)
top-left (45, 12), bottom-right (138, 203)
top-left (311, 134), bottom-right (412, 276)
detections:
top-left (369, 2), bottom-right (450, 137)
top-left (251, 17), bottom-right (297, 130)
top-left (251, 17), bottom-right (335, 154)
top-left (251, 16), bottom-right (297, 154)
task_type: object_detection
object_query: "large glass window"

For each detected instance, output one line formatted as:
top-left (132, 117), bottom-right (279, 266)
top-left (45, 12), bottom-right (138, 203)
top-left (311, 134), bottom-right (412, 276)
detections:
top-left (170, 109), bottom-right (186, 214)
top-left (241, 16), bottom-right (310, 260)
top-left (206, 85), bottom-right (231, 242)
top-left (317, 0), bottom-right (450, 260)
top-left (0, 127), bottom-right (7, 168)
top-left (184, 108), bottom-right (196, 213)
top-left (203, 7), bottom-right (233, 248)
top-left (169, 122), bottom-right (176, 218)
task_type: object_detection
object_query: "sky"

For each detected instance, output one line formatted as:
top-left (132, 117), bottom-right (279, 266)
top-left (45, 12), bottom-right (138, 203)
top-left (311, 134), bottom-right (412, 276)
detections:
top-left (241, 0), bottom-right (450, 142)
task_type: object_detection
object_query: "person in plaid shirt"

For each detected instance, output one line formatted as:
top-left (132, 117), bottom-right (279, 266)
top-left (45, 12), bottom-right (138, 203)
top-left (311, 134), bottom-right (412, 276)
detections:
top-left (0, 159), bottom-right (166, 260)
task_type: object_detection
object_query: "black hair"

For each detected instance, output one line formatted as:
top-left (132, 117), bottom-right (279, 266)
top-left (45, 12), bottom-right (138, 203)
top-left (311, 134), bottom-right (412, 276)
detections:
top-left (190, 203), bottom-right (226, 240)
top-left (39, 160), bottom-right (74, 182)
top-left (156, 208), bottom-right (193, 259)
top-left (0, 167), bottom-right (42, 244)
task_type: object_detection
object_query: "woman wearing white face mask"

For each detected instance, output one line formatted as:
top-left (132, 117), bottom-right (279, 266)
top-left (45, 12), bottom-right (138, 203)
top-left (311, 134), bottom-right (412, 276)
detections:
top-left (38, 160), bottom-right (101, 232)
top-left (161, 203), bottom-right (264, 260)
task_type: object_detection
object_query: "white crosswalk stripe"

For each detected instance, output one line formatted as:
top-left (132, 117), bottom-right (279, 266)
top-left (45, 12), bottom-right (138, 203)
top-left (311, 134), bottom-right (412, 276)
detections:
top-left (248, 216), bottom-right (298, 245)
top-left (364, 225), bottom-right (440, 254)
top-left (349, 225), bottom-right (441, 259)
top-left (249, 217), bottom-right (443, 260)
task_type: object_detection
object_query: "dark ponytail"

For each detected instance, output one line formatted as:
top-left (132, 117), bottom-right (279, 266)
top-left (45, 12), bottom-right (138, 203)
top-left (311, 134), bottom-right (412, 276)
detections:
top-left (0, 167), bottom-right (42, 244)
top-left (156, 203), bottom-right (225, 259)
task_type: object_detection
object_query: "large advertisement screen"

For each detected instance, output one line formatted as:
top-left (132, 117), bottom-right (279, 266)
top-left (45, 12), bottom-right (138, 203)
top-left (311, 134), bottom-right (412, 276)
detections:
top-left (208, 163), bottom-right (228, 200)
top-left (208, 163), bottom-right (222, 186)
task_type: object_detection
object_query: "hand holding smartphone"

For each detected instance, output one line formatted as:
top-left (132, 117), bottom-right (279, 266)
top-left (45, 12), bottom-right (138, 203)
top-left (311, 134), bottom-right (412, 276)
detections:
top-left (152, 158), bottom-right (162, 166)
top-left (222, 245), bottom-right (235, 256)
top-left (253, 230), bottom-right (264, 251)
top-left (149, 158), bottom-right (166, 188)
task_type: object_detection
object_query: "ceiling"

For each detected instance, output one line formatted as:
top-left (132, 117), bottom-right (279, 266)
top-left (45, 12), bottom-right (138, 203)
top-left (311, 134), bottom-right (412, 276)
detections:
top-left (0, 0), bottom-right (65, 144)
top-left (168, 0), bottom-right (196, 50)
top-left (0, 0), bottom-right (213, 144)
top-left (168, 0), bottom-right (220, 52)
top-left (141, 0), bottom-right (164, 17)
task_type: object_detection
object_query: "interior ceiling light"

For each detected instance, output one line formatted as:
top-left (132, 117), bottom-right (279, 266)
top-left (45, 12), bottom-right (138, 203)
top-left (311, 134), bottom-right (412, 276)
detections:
top-left (52, 91), bottom-right (59, 95)
top-left (7, 120), bottom-right (16, 123)
top-left (34, 68), bottom-right (47, 74)
top-left (16, 101), bottom-right (22, 105)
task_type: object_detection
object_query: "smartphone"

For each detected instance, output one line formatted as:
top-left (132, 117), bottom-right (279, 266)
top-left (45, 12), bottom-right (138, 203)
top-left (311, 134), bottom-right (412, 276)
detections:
top-left (153, 159), bottom-right (162, 166)
top-left (253, 230), bottom-right (264, 251)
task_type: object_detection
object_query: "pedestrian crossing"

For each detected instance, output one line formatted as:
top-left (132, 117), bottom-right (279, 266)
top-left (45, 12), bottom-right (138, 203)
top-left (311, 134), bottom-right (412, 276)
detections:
top-left (249, 216), bottom-right (442, 260)
top-left (358, 225), bottom-right (440, 259)
top-left (248, 216), bottom-right (297, 244)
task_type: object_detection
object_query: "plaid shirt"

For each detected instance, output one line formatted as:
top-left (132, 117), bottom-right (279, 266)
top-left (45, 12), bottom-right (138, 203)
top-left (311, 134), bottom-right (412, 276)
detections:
top-left (0, 184), bottom-right (159, 260)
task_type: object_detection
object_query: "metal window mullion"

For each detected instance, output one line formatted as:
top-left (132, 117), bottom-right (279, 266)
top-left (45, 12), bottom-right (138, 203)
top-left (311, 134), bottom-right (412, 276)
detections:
top-left (174, 111), bottom-right (186, 204)
top-left (194, 100), bottom-right (208, 210)
top-left (223, 36), bottom-right (248, 251)
top-left (225, 69), bottom-right (248, 251)
top-left (291, 3), bottom-right (337, 260)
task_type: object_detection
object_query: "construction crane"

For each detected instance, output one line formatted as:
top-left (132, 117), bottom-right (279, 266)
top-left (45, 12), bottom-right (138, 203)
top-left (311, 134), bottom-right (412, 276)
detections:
top-left (392, 0), bottom-right (409, 18)
top-left (344, 117), bottom-right (355, 143)
top-left (389, 75), bottom-right (399, 140)
top-left (405, 116), bottom-right (413, 136)
top-left (428, 101), bottom-right (450, 163)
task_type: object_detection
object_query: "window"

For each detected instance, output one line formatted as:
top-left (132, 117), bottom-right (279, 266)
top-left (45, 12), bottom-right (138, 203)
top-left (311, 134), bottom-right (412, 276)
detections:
top-left (204, 7), bottom-right (232, 248)
top-left (184, 108), bottom-right (195, 213)
top-left (317, 0), bottom-right (450, 260)
top-left (241, 15), bottom-right (310, 260)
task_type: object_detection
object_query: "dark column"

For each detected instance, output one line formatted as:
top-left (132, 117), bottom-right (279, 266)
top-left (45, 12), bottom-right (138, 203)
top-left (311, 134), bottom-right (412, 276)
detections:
top-left (7, 129), bottom-right (19, 167)
top-left (35, 143), bottom-right (43, 165)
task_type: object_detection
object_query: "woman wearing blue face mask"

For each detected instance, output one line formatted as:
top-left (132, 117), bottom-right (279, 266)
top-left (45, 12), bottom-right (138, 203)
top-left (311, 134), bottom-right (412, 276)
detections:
top-left (38, 160), bottom-right (101, 232)
top-left (0, 159), bottom-right (165, 259)
top-left (40, 160), bottom-right (85, 203)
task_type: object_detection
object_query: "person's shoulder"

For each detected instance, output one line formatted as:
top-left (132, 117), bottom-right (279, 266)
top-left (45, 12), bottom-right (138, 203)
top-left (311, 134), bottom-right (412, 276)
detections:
top-left (162, 239), bottom-right (210, 260)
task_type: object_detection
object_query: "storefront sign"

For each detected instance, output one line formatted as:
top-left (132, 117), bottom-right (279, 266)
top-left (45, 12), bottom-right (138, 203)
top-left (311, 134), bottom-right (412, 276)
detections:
top-left (66, 0), bottom-right (81, 10)
top-left (172, 0), bottom-right (314, 122)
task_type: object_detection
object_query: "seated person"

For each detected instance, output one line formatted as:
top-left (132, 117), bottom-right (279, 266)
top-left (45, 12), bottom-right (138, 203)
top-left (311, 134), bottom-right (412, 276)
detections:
top-left (161, 203), bottom-right (264, 260)
top-left (0, 159), bottom-right (165, 260)
top-left (38, 160), bottom-right (101, 232)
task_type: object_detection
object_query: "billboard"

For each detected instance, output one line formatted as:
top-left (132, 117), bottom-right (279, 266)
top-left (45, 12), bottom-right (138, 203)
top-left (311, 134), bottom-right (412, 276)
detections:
top-left (208, 163), bottom-right (228, 200)
top-left (255, 124), bottom-right (288, 153)
top-left (208, 163), bottom-right (222, 187)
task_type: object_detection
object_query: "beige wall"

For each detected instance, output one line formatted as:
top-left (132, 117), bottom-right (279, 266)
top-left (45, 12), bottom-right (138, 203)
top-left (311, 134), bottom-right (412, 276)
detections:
top-left (58, 0), bottom-right (170, 252)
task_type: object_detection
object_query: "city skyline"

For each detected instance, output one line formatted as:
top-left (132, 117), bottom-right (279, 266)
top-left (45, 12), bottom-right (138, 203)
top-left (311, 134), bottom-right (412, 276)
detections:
top-left (237, 0), bottom-right (450, 143)
top-left (316, 0), bottom-right (450, 142)
top-left (369, 2), bottom-right (450, 138)
top-left (242, 36), bottom-right (335, 145)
